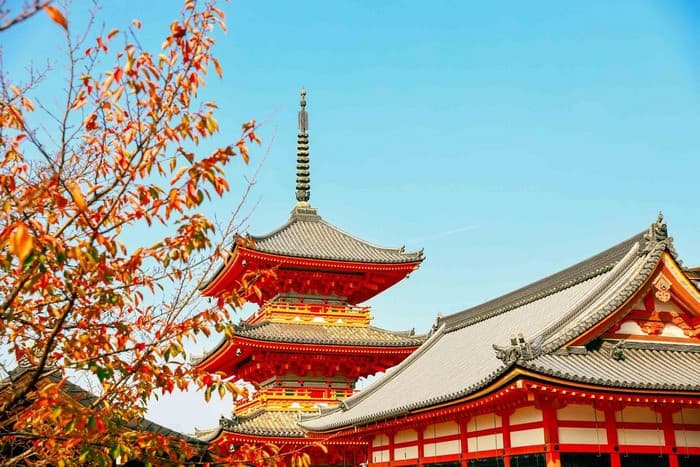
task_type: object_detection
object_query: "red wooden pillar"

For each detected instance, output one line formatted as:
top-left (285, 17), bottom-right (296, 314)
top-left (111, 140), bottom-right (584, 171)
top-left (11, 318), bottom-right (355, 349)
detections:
top-left (417, 425), bottom-right (425, 467)
top-left (541, 401), bottom-right (561, 467)
top-left (605, 407), bottom-right (621, 467)
top-left (661, 408), bottom-right (679, 467)
top-left (500, 410), bottom-right (512, 467)
top-left (388, 430), bottom-right (395, 467)
top-left (458, 418), bottom-right (468, 467)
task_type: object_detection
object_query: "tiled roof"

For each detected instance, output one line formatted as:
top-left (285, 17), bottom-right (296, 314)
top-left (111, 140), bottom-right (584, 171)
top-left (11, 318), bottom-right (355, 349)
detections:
top-left (235, 322), bottom-right (426, 347)
top-left (303, 270), bottom-right (626, 431)
top-left (219, 410), bottom-right (306, 438)
top-left (247, 205), bottom-right (423, 264)
top-left (439, 231), bottom-right (645, 331)
top-left (303, 218), bottom-right (686, 431)
top-left (524, 340), bottom-right (700, 391)
top-left (1, 364), bottom-right (201, 444)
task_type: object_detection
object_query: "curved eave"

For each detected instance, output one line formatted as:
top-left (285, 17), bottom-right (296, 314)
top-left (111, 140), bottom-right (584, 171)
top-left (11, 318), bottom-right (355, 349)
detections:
top-left (304, 366), bottom-right (700, 434)
top-left (195, 334), bottom-right (421, 374)
top-left (200, 246), bottom-right (421, 301)
top-left (206, 429), bottom-right (366, 446)
top-left (250, 209), bottom-right (425, 264)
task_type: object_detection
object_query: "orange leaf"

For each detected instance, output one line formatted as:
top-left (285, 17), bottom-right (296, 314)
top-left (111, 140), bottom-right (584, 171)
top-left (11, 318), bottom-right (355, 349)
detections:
top-left (9, 222), bottom-right (33, 263)
top-left (44, 5), bottom-right (68, 30)
top-left (213, 57), bottom-right (223, 78)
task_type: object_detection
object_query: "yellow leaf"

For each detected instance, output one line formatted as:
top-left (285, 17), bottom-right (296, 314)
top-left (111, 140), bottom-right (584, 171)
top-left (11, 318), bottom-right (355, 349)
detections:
top-left (68, 183), bottom-right (87, 211)
top-left (9, 222), bottom-right (33, 263)
top-left (205, 115), bottom-right (218, 134)
top-left (43, 5), bottom-right (68, 30)
top-left (312, 442), bottom-right (328, 454)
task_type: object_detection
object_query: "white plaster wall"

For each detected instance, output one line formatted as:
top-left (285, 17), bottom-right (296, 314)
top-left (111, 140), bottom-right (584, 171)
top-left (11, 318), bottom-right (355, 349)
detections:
top-left (557, 404), bottom-right (605, 422)
top-left (615, 406), bottom-right (658, 423)
top-left (617, 428), bottom-right (664, 446)
top-left (558, 427), bottom-right (608, 445)
top-left (424, 421), bottom-right (459, 439)
top-left (394, 429), bottom-right (417, 443)
top-left (372, 450), bottom-right (389, 463)
top-left (394, 446), bottom-right (418, 460)
top-left (674, 429), bottom-right (700, 447)
top-left (467, 434), bottom-right (503, 452)
top-left (673, 408), bottom-right (700, 425)
top-left (661, 323), bottom-right (686, 337)
top-left (510, 427), bottom-right (545, 448)
top-left (510, 406), bottom-right (543, 426)
top-left (423, 440), bottom-right (461, 457)
top-left (372, 434), bottom-right (389, 447)
top-left (618, 321), bottom-right (644, 335)
top-left (467, 413), bottom-right (502, 432)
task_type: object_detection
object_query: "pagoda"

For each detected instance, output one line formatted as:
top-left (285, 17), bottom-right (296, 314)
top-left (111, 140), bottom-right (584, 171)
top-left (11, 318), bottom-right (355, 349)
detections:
top-left (195, 90), bottom-right (425, 465)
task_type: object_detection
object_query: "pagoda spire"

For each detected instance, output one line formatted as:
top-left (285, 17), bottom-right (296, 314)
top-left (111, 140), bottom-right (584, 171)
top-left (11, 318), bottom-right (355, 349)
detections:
top-left (295, 89), bottom-right (310, 204)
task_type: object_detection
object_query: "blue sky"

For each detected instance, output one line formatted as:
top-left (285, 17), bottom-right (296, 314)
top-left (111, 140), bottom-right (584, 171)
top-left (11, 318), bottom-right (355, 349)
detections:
top-left (3, 0), bottom-right (699, 433)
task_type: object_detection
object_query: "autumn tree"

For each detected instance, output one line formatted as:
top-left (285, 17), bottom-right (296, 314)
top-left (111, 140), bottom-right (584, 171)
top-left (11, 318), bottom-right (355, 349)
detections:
top-left (0, 1), bottom-right (267, 464)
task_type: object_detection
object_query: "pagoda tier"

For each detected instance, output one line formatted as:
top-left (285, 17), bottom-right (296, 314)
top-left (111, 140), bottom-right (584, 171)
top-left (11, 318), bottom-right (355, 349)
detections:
top-left (198, 414), bottom-right (368, 467)
top-left (201, 205), bottom-right (423, 305)
top-left (195, 319), bottom-right (424, 383)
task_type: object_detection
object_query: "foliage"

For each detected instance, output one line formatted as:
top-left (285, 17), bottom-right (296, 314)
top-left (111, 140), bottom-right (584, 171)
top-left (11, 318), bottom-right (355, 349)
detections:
top-left (0, 1), bottom-right (269, 464)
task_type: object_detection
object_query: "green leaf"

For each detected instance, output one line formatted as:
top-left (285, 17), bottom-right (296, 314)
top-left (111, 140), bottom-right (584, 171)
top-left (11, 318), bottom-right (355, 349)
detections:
top-left (109, 444), bottom-right (122, 460)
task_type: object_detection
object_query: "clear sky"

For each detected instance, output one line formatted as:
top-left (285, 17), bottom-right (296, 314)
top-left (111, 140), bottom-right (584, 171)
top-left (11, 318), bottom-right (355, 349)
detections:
top-left (3, 0), bottom-right (699, 434)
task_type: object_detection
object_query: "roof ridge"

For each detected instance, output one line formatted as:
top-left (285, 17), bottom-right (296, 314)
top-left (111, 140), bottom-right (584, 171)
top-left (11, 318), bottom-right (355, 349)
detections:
top-left (368, 325), bottom-right (423, 339)
top-left (534, 239), bottom-right (642, 350)
top-left (538, 239), bottom-right (669, 353)
top-left (439, 231), bottom-right (646, 332)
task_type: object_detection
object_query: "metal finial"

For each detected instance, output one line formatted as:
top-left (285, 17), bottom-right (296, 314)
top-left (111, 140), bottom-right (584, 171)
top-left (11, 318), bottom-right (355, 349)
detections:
top-left (298, 88), bottom-right (308, 133)
top-left (296, 89), bottom-right (310, 203)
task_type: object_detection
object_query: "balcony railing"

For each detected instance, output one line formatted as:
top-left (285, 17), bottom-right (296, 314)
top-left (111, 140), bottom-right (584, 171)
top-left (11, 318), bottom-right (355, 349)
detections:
top-left (235, 386), bottom-right (357, 415)
top-left (247, 301), bottom-right (372, 326)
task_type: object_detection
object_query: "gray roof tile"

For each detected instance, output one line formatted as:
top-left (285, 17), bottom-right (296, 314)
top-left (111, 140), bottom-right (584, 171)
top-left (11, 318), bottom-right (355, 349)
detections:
top-left (248, 205), bottom-right (423, 264)
top-left (524, 341), bottom-right (700, 390)
top-left (219, 411), bottom-right (306, 437)
top-left (236, 322), bottom-right (425, 347)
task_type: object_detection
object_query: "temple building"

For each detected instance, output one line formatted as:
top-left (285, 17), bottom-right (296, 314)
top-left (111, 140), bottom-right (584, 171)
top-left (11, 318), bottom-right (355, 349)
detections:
top-left (194, 90), bottom-right (425, 464)
top-left (303, 215), bottom-right (700, 467)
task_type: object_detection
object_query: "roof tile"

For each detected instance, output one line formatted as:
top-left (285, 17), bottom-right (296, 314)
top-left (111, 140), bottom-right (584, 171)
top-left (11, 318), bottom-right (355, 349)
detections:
top-left (248, 205), bottom-right (423, 264)
top-left (236, 322), bottom-right (425, 347)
